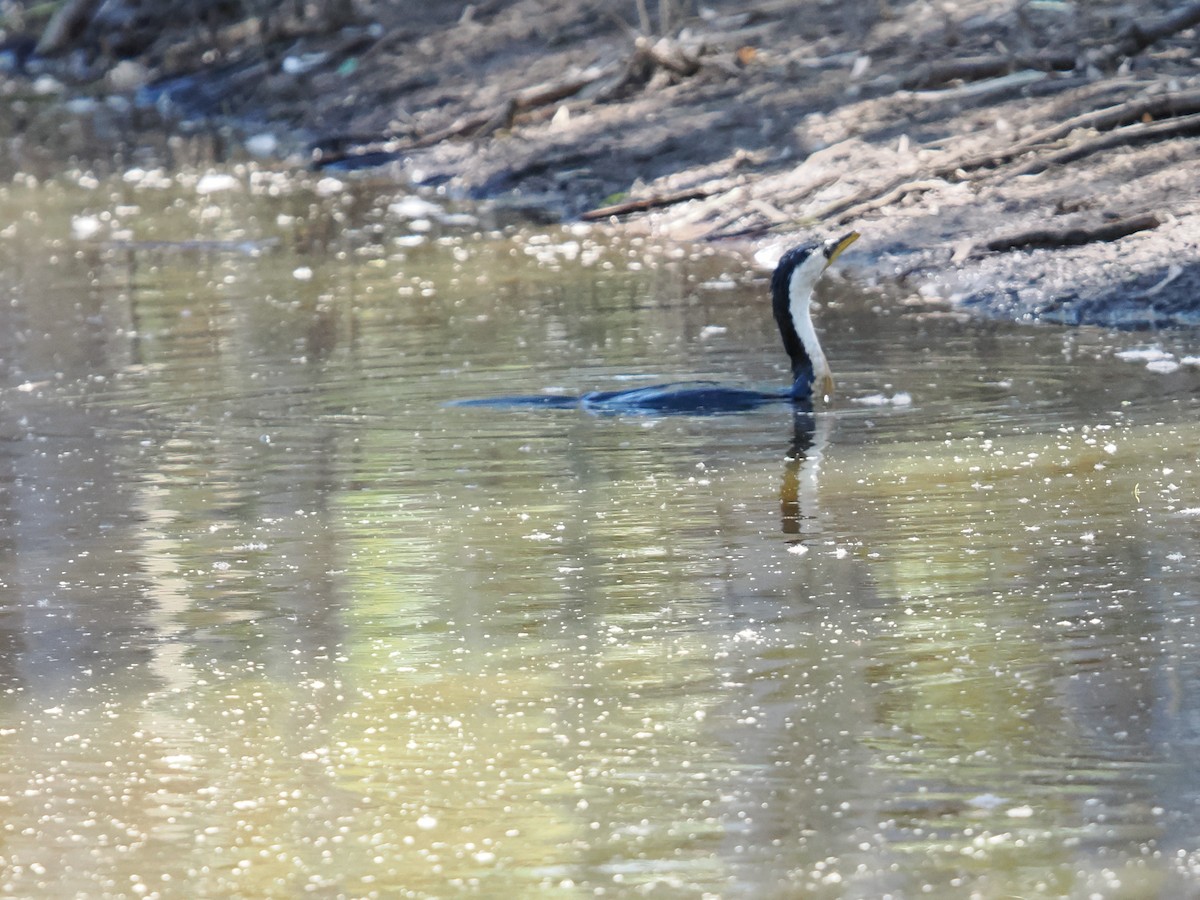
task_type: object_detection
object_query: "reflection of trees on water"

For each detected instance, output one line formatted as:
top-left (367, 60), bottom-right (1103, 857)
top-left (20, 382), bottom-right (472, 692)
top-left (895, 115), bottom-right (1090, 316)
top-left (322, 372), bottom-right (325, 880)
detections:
top-left (0, 239), bottom-right (355, 696)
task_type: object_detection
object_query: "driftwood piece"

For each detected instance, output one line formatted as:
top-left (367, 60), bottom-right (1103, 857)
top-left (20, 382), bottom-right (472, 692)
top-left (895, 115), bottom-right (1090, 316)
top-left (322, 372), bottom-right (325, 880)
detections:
top-left (985, 214), bottom-right (1161, 252)
top-left (1088, 1), bottom-right (1200, 68)
top-left (414, 64), bottom-right (616, 145)
top-left (904, 53), bottom-right (1075, 90)
top-left (909, 2), bottom-right (1200, 87)
top-left (805, 88), bottom-right (1200, 226)
top-left (513, 67), bottom-right (616, 109)
top-left (309, 63), bottom-right (615, 166)
top-left (818, 178), bottom-right (945, 227)
top-left (1006, 110), bottom-right (1200, 177)
top-left (580, 187), bottom-right (713, 220)
top-left (944, 87), bottom-right (1200, 176)
top-left (699, 174), bottom-right (840, 240)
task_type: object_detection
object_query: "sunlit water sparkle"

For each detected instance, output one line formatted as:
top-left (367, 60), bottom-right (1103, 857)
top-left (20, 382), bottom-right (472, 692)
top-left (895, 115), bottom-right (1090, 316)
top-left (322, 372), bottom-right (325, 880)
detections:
top-left (0, 172), bottom-right (1199, 898)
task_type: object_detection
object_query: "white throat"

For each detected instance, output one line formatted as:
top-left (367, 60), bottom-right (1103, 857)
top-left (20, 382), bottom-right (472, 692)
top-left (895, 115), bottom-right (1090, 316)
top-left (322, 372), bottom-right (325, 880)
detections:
top-left (788, 257), bottom-right (831, 385)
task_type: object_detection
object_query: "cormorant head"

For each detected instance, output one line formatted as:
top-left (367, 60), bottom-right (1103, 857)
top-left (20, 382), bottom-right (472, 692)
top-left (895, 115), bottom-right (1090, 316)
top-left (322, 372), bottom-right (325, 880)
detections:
top-left (770, 231), bottom-right (859, 401)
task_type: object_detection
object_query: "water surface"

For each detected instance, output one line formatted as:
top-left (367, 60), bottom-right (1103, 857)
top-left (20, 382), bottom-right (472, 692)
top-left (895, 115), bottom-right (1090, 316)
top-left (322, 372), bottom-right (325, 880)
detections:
top-left (1, 172), bottom-right (1200, 897)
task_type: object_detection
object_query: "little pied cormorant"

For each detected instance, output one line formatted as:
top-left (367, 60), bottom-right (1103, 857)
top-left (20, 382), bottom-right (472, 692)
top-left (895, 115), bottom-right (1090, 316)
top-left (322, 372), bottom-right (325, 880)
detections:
top-left (451, 231), bottom-right (859, 413)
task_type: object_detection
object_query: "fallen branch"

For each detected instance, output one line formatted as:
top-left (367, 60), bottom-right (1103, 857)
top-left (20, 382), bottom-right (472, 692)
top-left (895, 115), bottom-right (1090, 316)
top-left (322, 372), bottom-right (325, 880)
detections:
top-left (700, 175), bottom-right (850, 240)
top-left (412, 63), bottom-right (616, 146)
top-left (815, 177), bottom-right (945, 227)
top-left (909, 3), bottom-right (1200, 89)
top-left (515, 67), bottom-right (615, 109)
top-left (904, 52), bottom-right (1075, 90)
top-left (909, 69), bottom-right (1052, 103)
top-left (1087, 1), bottom-right (1200, 69)
top-left (985, 213), bottom-right (1161, 252)
top-left (580, 187), bottom-right (714, 220)
top-left (803, 88), bottom-right (1200, 225)
top-left (952, 87), bottom-right (1200, 175)
top-left (1006, 110), bottom-right (1200, 177)
top-left (309, 64), bottom-right (615, 166)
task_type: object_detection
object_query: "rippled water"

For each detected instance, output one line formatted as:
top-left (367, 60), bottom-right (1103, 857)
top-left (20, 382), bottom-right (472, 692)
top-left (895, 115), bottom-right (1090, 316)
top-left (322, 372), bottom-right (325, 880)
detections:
top-left (2, 170), bottom-right (1200, 897)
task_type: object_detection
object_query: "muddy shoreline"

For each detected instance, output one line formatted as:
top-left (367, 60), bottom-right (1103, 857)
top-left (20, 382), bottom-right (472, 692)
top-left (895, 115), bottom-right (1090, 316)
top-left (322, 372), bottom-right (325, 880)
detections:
top-left (4, 0), bottom-right (1200, 327)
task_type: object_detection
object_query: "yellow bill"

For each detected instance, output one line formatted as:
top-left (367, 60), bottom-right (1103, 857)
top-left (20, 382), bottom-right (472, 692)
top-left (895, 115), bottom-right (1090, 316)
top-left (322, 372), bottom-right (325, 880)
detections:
top-left (824, 231), bottom-right (860, 268)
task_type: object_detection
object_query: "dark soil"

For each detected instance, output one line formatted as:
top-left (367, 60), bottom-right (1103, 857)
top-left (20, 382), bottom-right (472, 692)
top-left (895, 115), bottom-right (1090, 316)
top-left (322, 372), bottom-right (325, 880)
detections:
top-left (4, 0), bottom-right (1200, 326)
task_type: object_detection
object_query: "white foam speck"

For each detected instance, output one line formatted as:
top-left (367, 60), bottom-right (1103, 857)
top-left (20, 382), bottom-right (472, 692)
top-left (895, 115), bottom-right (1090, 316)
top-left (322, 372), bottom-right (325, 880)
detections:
top-left (389, 196), bottom-right (442, 219)
top-left (70, 215), bottom-right (103, 240)
top-left (195, 172), bottom-right (240, 195)
top-left (1146, 359), bottom-right (1181, 374)
top-left (968, 793), bottom-right (1005, 809)
top-left (852, 391), bottom-right (913, 406)
top-left (315, 176), bottom-right (344, 196)
top-left (852, 393), bottom-right (889, 406)
top-left (245, 133), bottom-right (279, 157)
top-left (1114, 346), bottom-right (1173, 363)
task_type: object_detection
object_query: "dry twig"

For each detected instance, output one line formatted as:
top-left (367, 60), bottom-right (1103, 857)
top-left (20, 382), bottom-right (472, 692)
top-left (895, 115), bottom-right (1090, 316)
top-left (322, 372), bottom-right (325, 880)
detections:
top-left (1006, 111), bottom-right (1200, 177)
top-left (904, 52), bottom-right (1075, 90)
top-left (1087, 1), bottom-right (1200, 69)
top-left (797, 87), bottom-right (1200, 226)
top-left (580, 187), bottom-right (713, 220)
top-left (985, 213), bottom-right (1161, 252)
top-left (412, 64), bottom-right (616, 146)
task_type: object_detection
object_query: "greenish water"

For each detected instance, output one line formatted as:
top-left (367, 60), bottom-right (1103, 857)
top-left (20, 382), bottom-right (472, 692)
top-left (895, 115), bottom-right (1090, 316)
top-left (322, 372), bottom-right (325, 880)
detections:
top-left (2, 170), bottom-right (1200, 898)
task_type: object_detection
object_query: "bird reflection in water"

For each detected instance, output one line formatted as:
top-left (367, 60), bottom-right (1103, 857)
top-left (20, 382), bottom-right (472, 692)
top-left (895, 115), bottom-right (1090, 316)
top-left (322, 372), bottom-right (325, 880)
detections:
top-left (780, 409), bottom-right (833, 537)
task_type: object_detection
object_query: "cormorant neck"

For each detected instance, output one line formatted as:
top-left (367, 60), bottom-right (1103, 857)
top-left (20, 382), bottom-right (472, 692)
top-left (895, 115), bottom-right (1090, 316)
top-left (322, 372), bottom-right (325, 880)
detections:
top-left (771, 247), bottom-right (830, 400)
